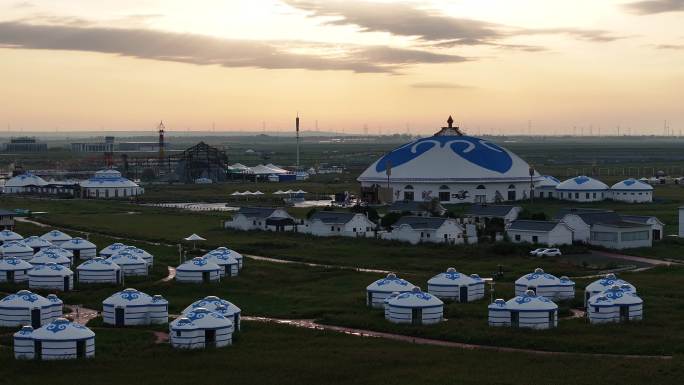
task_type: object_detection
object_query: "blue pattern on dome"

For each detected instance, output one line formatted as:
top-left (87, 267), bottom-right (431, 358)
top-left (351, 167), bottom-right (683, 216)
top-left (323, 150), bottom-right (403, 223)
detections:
top-left (192, 258), bottom-right (208, 266)
top-left (375, 136), bottom-right (513, 174)
top-left (623, 179), bottom-right (636, 186)
top-left (120, 291), bottom-right (141, 301)
top-left (525, 272), bottom-right (555, 281)
top-left (2, 292), bottom-right (39, 303)
top-left (4, 257), bottom-right (23, 265)
top-left (397, 291), bottom-right (433, 301)
top-left (515, 294), bottom-right (551, 304)
top-left (376, 277), bottom-right (409, 286)
top-left (444, 272), bottom-right (461, 280)
top-left (18, 327), bottom-right (33, 335)
top-left (574, 176), bottom-right (590, 184)
top-left (45, 319), bottom-right (72, 333)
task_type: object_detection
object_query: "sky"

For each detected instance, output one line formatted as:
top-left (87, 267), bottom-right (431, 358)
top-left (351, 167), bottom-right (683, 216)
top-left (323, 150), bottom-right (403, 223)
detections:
top-left (0, 0), bottom-right (682, 135)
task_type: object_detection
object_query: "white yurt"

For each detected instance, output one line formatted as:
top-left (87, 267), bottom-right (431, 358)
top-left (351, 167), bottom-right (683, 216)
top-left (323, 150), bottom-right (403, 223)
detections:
top-left (203, 252), bottom-right (239, 278)
top-left (22, 236), bottom-right (53, 253)
top-left (107, 252), bottom-right (148, 277)
top-left (0, 256), bottom-right (33, 283)
top-left (610, 178), bottom-right (654, 203)
top-left (61, 237), bottom-right (97, 260)
top-left (28, 263), bottom-right (74, 291)
top-left (80, 169), bottom-right (143, 199)
top-left (0, 229), bottom-right (23, 244)
top-left (29, 250), bottom-right (71, 268)
top-left (385, 287), bottom-right (444, 325)
top-left (515, 268), bottom-right (575, 300)
top-left (584, 273), bottom-right (637, 307)
top-left (102, 288), bottom-right (168, 326)
top-left (99, 242), bottom-right (129, 258)
top-left (383, 292), bottom-right (401, 319)
top-left (175, 257), bottom-right (221, 283)
top-left (535, 175), bottom-right (560, 199)
top-left (117, 246), bottom-right (153, 266)
top-left (14, 318), bottom-right (95, 360)
top-left (40, 230), bottom-right (72, 246)
top-left (207, 247), bottom-right (244, 269)
top-left (182, 296), bottom-right (242, 331)
top-left (0, 290), bottom-right (63, 328)
top-left (427, 267), bottom-right (485, 302)
top-left (366, 273), bottom-right (416, 308)
top-left (39, 245), bottom-right (74, 259)
top-left (556, 176), bottom-right (609, 202)
top-left (76, 257), bottom-right (122, 284)
top-left (169, 308), bottom-right (234, 349)
top-left (3, 172), bottom-right (48, 194)
top-left (1, 241), bottom-right (35, 260)
top-left (587, 285), bottom-right (643, 324)
top-left (488, 290), bottom-right (559, 329)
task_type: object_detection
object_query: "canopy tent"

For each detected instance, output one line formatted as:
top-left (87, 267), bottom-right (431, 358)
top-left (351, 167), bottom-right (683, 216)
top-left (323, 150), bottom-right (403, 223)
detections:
top-left (184, 233), bottom-right (205, 249)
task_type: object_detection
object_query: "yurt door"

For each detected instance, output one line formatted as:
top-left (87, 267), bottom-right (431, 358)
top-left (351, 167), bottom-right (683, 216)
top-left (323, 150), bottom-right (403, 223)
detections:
top-left (367, 292), bottom-right (373, 307)
top-left (115, 307), bottom-right (125, 327)
top-left (548, 311), bottom-right (555, 328)
top-left (412, 308), bottom-right (422, 326)
top-left (202, 272), bottom-right (210, 283)
top-left (234, 314), bottom-right (240, 331)
top-left (224, 266), bottom-right (229, 277)
top-left (63, 277), bottom-right (70, 292)
top-left (76, 340), bottom-right (85, 358)
top-left (74, 250), bottom-right (81, 261)
top-left (7, 271), bottom-right (14, 283)
top-left (585, 291), bottom-right (591, 307)
top-left (205, 329), bottom-right (216, 347)
top-left (34, 340), bottom-right (42, 360)
top-left (511, 311), bottom-right (519, 327)
top-left (620, 305), bottom-right (629, 322)
top-left (116, 270), bottom-right (121, 284)
top-left (459, 286), bottom-right (468, 303)
top-left (31, 309), bottom-right (41, 328)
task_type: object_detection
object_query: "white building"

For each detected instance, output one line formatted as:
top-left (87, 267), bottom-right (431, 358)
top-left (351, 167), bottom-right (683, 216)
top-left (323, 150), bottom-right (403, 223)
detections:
top-left (383, 216), bottom-right (467, 245)
top-left (584, 273), bottom-right (636, 307)
top-left (61, 237), bottom-right (97, 260)
top-left (22, 236), bottom-right (53, 253)
top-left (107, 252), bottom-right (148, 277)
top-left (80, 169), bottom-right (143, 199)
top-left (0, 290), bottom-right (62, 328)
top-left (427, 267), bottom-right (485, 302)
top-left (358, 117), bottom-right (541, 204)
top-left (0, 229), bottom-right (22, 243)
top-left (224, 207), bottom-right (297, 232)
top-left (29, 251), bottom-right (71, 268)
top-left (0, 256), bottom-right (32, 283)
top-left (176, 257), bottom-right (221, 283)
top-left (366, 273), bottom-right (416, 308)
top-left (385, 287), bottom-right (444, 325)
top-left (40, 230), bottom-right (72, 246)
top-left (182, 296), bottom-right (242, 331)
top-left (14, 318), bottom-right (95, 360)
top-left (556, 176), bottom-right (608, 202)
top-left (535, 175), bottom-right (560, 199)
top-left (465, 204), bottom-right (522, 226)
top-left (620, 215), bottom-right (665, 241)
top-left (1, 241), bottom-right (34, 260)
top-left (102, 288), bottom-right (168, 326)
top-left (28, 263), bottom-right (74, 291)
top-left (587, 285), bottom-right (643, 324)
top-left (76, 257), bottom-right (122, 284)
top-left (558, 209), bottom-right (653, 249)
top-left (3, 172), bottom-right (48, 194)
top-left (506, 220), bottom-right (573, 246)
top-left (169, 308), bottom-right (234, 349)
top-left (488, 290), bottom-right (558, 329)
top-left (514, 268), bottom-right (575, 300)
top-left (303, 211), bottom-right (376, 238)
top-left (99, 243), bottom-right (129, 258)
top-left (610, 178), bottom-right (654, 203)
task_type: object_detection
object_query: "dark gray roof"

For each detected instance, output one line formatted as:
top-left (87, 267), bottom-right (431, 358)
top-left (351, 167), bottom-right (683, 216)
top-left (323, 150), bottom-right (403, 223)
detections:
top-left (310, 211), bottom-right (358, 224)
top-left (466, 204), bottom-right (517, 217)
top-left (388, 200), bottom-right (444, 213)
top-left (0, 209), bottom-right (15, 216)
top-left (237, 207), bottom-right (282, 219)
top-left (394, 216), bottom-right (449, 230)
top-left (620, 215), bottom-right (660, 225)
top-left (553, 208), bottom-right (612, 220)
top-left (568, 211), bottom-right (623, 225)
top-left (592, 221), bottom-right (650, 229)
top-left (508, 220), bottom-right (563, 232)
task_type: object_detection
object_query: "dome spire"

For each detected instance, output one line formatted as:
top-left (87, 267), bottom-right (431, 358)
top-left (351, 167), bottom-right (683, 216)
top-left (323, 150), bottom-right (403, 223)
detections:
top-left (435, 115), bottom-right (463, 136)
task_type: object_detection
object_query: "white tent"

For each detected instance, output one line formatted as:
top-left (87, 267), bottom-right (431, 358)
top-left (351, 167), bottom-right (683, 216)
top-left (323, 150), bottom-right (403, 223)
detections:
top-left (0, 257), bottom-right (33, 283)
top-left (205, 247), bottom-right (244, 269)
top-left (514, 268), bottom-right (575, 300)
top-left (182, 296), bottom-right (242, 331)
top-left (1, 241), bottom-right (34, 260)
top-left (184, 234), bottom-right (205, 249)
top-left (29, 251), bottom-right (71, 268)
top-left (116, 246), bottom-right (154, 267)
top-left (230, 191), bottom-right (244, 196)
top-left (385, 287), bottom-right (444, 325)
top-left (0, 229), bottom-right (23, 244)
top-left (176, 257), bottom-right (221, 283)
top-left (366, 273), bottom-right (416, 308)
top-left (584, 273), bottom-right (637, 307)
top-left (0, 290), bottom-right (63, 328)
top-left (427, 267), bottom-right (485, 302)
top-left (488, 290), bottom-right (558, 329)
top-left (273, 190), bottom-right (286, 195)
top-left (14, 318), bottom-right (95, 360)
top-left (60, 237), bottom-right (97, 260)
top-left (203, 253), bottom-right (239, 278)
top-left (40, 230), bottom-right (72, 246)
top-left (28, 263), bottom-right (74, 291)
top-left (253, 191), bottom-right (264, 195)
top-left (102, 288), bottom-right (168, 326)
top-left (587, 285), bottom-right (643, 324)
top-left (99, 243), bottom-right (129, 258)
top-left (22, 236), bottom-right (53, 253)
top-left (107, 252), bottom-right (148, 277)
top-left (169, 308), bottom-right (234, 349)
top-left (76, 257), bottom-right (122, 284)
top-left (37, 246), bottom-right (73, 260)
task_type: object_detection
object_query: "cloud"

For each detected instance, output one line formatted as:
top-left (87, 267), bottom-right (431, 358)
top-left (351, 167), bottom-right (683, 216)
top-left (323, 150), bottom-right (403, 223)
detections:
top-left (623, 0), bottom-right (684, 14)
top-left (654, 43), bottom-right (684, 49)
top-left (0, 21), bottom-right (467, 73)
top-left (410, 81), bottom-right (472, 89)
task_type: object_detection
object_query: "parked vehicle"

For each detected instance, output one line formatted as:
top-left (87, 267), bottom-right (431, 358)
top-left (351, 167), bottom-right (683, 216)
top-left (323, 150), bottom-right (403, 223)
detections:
top-left (538, 248), bottom-right (562, 257)
top-left (529, 248), bottom-right (547, 256)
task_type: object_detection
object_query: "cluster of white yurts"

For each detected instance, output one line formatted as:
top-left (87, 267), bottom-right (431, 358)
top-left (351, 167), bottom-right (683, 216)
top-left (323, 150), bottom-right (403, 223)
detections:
top-left (0, 229), bottom-right (159, 290)
top-left (175, 247), bottom-right (243, 283)
top-left (537, 175), bottom-right (654, 203)
top-left (366, 269), bottom-right (643, 328)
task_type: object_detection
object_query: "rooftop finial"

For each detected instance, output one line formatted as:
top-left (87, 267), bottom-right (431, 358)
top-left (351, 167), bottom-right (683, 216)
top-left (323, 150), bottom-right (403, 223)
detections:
top-left (434, 115), bottom-right (463, 136)
top-left (447, 115), bottom-right (454, 128)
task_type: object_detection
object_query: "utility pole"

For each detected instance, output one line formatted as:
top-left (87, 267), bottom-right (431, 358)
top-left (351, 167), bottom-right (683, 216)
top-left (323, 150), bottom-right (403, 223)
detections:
top-left (295, 113), bottom-right (300, 171)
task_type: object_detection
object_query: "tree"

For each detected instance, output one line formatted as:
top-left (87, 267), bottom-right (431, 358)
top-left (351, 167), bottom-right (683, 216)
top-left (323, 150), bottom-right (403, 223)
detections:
top-left (380, 212), bottom-right (404, 228)
top-left (140, 168), bottom-right (156, 182)
top-left (351, 205), bottom-right (379, 223)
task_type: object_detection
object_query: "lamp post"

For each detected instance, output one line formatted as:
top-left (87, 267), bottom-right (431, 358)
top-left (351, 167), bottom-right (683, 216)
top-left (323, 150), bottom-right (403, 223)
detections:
top-left (529, 165), bottom-right (535, 203)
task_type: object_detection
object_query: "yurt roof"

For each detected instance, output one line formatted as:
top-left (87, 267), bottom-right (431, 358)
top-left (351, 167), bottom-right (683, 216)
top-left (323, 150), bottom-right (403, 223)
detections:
top-left (61, 237), bottom-right (96, 250)
top-left (77, 257), bottom-right (121, 271)
top-left (1, 240), bottom-right (33, 253)
top-left (366, 273), bottom-right (416, 293)
top-left (428, 267), bottom-right (483, 286)
top-left (182, 296), bottom-right (241, 316)
top-left (40, 230), bottom-right (72, 242)
top-left (103, 288), bottom-right (166, 307)
top-left (107, 252), bottom-right (146, 266)
top-left (170, 308), bottom-right (233, 330)
top-left (357, 126), bottom-right (541, 183)
top-left (515, 268), bottom-right (574, 287)
top-left (387, 287), bottom-right (443, 308)
top-left (5, 172), bottom-right (48, 187)
top-left (29, 252), bottom-right (70, 265)
top-left (0, 229), bottom-right (23, 241)
top-left (611, 178), bottom-right (654, 191)
top-left (117, 246), bottom-right (152, 260)
top-left (30, 318), bottom-right (95, 340)
top-left (204, 253), bottom-right (238, 266)
top-left (80, 169), bottom-right (139, 188)
top-left (0, 256), bottom-right (33, 270)
top-left (588, 285), bottom-right (643, 307)
top-left (492, 290), bottom-right (558, 311)
top-left (100, 243), bottom-right (129, 255)
top-left (177, 257), bottom-right (221, 272)
top-left (28, 263), bottom-right (73, 277)
top-left (536, 175), bottom-right (561, 188)
top-left (36, 246), bottom-right (73, 258)
top-left (1, 290), bottom-right (62, 308)
top-left (556, 176), bottom-right (609, 191)
top-left (205, 247), bottom-right (243, 259)
top-left (22, 236), bottom-right (53, 248)
top-left (585, 273), bottom-right (636, 293)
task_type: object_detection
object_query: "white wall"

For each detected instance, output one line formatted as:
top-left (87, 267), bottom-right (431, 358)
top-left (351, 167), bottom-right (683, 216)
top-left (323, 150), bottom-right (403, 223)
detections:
top-left (507, 225), bottom-right (572, 246)
top-left (557, 190), bottom-right (607, 202)
top-left (560, 215), bottom-right (590, 242)
top-left (376, 181), bottom-right (533, 204)
top-left (384, 220), bottom-right (464, 245)
top-left (304, 214), bottom-right (375, 238)
top-left (611, 190), bottom-right (652, 203)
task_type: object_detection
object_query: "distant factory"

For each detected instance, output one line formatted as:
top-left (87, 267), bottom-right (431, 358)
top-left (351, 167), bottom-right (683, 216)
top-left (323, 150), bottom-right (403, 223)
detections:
top-left (70, 136), bottom-right (160, 153)
top-left (3, 137), bottom-right (48, 153)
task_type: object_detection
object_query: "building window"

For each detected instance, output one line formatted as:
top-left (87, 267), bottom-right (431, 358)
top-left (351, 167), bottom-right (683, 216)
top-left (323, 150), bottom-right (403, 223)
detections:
top-left (439, 191), bottom-right (450, 202)
top-left (585, 193), bottom-right (590, 199)
top-left (476, 185), bottom-right (486, 190)
top-left (426, 233), bottom-right (430, 238)
top-left (330, 226), bottom-right (335, 231)
top-left (444, 234), bottom-right (448, 239)
top-left (590, 231), bottom-right (618, 242)
top-left (515, 234), bottom-right (521, 241)
top-left (404, 191), bottom-right (414, 201)
top-left (404, 185), bottom-right (414, 190)
top-left (176, 330), bottom-right (181, 337)
top-left (621, 231), bottom-right (649, 241)
top-left (366, 227), bottom-right (370, 232)
top-left (575, 193), bottom-right (579, 199)
top-left (352, 227), bottom-right (356, 232)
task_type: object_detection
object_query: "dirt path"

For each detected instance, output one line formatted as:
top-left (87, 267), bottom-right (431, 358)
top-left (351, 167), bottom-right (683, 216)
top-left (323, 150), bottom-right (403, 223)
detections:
top-left (156, 266), bottom-right (177, 283)
top-left (64, 305), bottom-right (99, 325)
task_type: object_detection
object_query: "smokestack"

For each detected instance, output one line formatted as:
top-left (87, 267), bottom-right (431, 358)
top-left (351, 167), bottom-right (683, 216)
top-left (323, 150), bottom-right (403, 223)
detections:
top-left (296, 113), bottom-right (300, 171)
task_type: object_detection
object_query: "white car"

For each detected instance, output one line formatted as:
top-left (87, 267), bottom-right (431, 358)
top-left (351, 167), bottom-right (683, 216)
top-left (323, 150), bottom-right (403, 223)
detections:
top-left (529, 248), bottom-right (547, 256)
top-left (538, 248), bottom-right (562, 257)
